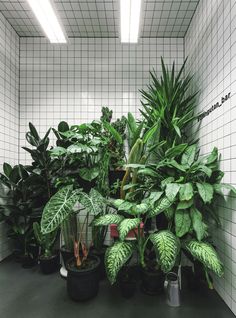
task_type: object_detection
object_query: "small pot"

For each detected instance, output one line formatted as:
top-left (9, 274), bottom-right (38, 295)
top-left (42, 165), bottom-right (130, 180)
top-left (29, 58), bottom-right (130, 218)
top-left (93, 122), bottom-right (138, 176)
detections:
top-left (60, 246), bottom-right (74, 268)
top-left (39, 253), bottom-right (60, 274)
top-left (108, 170), bottom-right (126, 198)
top-left (141, 268), bottom-right (164, 295)
top-left (90, 245), bottom-right (108, 280)
top-left (67, 255), bottom-right (100, 301)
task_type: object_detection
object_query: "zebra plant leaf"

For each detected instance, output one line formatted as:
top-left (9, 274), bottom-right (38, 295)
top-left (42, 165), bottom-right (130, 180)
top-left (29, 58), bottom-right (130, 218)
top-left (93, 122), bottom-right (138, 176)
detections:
top-left (41, 185), bottom-right (80, 234)
top-left (118, 218), bottom-right (141, 241)
top-left (196, 183), bottom-right (214, 203)
top-left (148, 196), bottom-right (173, 218)
top-left (93, 214), bottom-right (124, 226)
top-left (186, 240), bottom-right (224, 277)
top-left (78, 188), bottom-right (105, 215)
top-left (175, 210), bottom-right (191, 237)
top-left (150, 231), bottom-right (180, 273)
top-left (105, 241), bottom-right (135, 284)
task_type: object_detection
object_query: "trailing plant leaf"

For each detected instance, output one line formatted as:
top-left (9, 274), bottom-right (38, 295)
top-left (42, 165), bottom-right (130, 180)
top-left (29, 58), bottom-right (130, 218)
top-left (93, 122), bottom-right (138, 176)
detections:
top-left (148, 196), bottom-right (173, 218)
top-left (165, 183), bottom-right (181, 201)
top-left (196, 183), bottom-right (214, 203)
top-left (186, 240), bottom-right (224, 277)
top-left (118, 218), bottom-right (141, 241)
top-left (150, 231), bottom-right (180, 273)
top-left (41, 185), bottom-right (80, 234)
top-left (93, 214), bottom-right (124, 226)
top-left (105, 241), bottom-right (135, 284)
top-left (181, 144), bottom-right (197, 167)
top-left (190, 207), bottom-right (207, 241)
top-left (179, 183), bottom-right (193, 201)
top-left (175, 210), bottom-right (191, 237)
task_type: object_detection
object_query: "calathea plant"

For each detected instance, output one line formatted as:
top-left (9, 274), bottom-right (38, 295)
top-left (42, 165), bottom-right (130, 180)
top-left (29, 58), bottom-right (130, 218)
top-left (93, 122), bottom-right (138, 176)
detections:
top-left (138, 144), bottom-right (236, 287)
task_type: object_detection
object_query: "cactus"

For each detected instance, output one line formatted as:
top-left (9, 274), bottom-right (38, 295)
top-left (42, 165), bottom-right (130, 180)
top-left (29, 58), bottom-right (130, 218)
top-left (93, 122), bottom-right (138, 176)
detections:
top-left (33, 222), bottom-right (57, 257)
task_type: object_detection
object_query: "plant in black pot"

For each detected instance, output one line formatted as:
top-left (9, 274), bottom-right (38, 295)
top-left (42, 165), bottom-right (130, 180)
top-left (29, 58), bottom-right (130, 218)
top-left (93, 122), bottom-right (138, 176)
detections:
top-left (33, 222), bottom-right (59, 274)
top-left (40, 186), bottom-right (107, 301)
top-left (60, 216), bottom-right (75, 270)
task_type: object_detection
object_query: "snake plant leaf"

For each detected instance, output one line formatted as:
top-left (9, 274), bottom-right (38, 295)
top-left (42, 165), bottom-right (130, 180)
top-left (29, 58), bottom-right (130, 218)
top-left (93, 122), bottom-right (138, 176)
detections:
top-left (148, 196), bottom-right (173, 218)
top-left (78, 188), bottom-right (105, 215)
top-left (175, 210), bottom-right (191, 237)
top-left (186, 240), bottom-right (224, 277)
top-left (190, 207), bottom-right (208, 241)
top-left (117, 218), bottom-right (141, 241)
top-left (41, 185), bottom-right (80, 234)
top-left (165, 183), bottom-right (181, 201)
top-left (196, 183), bottom-right (214, 203)
top-left (150, 231), bottom-right (180, 273)
top-left (181, 144), bottom-right (197, 167)
top-left (93, 214), bottom-right (124, 226)
top-left (179, 183), bottom-right (194, 201)
top-left (105, 241), bottom-right (135, 284)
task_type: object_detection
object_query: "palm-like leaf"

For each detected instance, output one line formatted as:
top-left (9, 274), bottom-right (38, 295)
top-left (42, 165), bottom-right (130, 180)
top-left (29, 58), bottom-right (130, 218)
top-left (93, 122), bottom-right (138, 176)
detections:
top-left (150, 231), bottom-right (180, 273)
top-left (118, 218), bottom-right (141, 241)
top-left (41, 185), bottom-right (80, 234)
top-left (186, 240), bottom-right (223, 277)
top-left (105, 241), bottom-right (135, 284)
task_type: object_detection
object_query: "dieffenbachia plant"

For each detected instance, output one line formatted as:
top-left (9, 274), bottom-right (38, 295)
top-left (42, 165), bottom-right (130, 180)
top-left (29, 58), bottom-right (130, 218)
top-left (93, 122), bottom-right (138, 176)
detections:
top-left (93, 198), bottom-right (180, 284)
top-left (137, 143), bottom-right (236, 286)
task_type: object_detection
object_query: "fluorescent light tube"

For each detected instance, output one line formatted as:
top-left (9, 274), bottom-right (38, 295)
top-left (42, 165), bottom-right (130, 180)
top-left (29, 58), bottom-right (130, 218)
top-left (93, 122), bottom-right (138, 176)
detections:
top-left (27, 0), bottom-right (67, 43)
top-left (120, 0), bottom-right (142, 43)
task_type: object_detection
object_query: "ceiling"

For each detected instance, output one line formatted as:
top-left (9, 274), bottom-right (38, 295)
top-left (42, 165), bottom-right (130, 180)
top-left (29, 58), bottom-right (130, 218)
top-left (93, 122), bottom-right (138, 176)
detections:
top-left (0, 0), bottom-right (199, 38)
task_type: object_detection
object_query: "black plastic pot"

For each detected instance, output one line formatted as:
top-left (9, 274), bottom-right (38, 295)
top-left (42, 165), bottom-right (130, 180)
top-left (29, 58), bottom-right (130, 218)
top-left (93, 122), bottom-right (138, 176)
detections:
top-left (141, 268), bottom-right (164, 295)
top-left (39, 253), bottom-right (60, 274)
top-left (90, 245), bottom-right (107, 280)
top-left (108, 170), bottom-right (126, 198)
top-left (60, 246), bottom-right (74, 268)
top-left (67, 255), bottom-right (100, 301)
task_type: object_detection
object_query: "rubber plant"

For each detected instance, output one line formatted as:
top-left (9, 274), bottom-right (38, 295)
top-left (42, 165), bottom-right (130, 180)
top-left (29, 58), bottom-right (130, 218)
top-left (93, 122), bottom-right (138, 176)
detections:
top-left (137, 143), bottom-right (236, 288)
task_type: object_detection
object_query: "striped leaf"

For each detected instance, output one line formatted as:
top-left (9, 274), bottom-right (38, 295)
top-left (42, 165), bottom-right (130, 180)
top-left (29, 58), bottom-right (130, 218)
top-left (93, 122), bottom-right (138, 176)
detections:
top-left (105, 241), bottom-right (135, 284)
top-left (93, 214), bottom-right (124, 226)
top-left (186, 240), bottom-right (224, 277)
top-left (150, 231), bottom-right (180, 273)
top-left (78, 188), bottom-right (105, 215)
top-left (118, 218), bottom-right (141, 241)
top-left (41, 185), bottom-right (80, 234)
top-left (148, 196), bottom-right (173, 218)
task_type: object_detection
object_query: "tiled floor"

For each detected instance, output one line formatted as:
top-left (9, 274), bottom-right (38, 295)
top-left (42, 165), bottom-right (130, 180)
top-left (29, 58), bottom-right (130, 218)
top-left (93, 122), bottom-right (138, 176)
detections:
top-left (0, 257), bottom-right (235, 318)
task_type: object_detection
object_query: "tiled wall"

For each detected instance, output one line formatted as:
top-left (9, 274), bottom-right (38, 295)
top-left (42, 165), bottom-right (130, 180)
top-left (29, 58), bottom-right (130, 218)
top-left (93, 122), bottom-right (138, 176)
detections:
top-left (0, 12), bottom-right (19, 261)
top-left (19, 37), bottom-right (184, 162)
top-left (185, 0), bottom-right (236, 314)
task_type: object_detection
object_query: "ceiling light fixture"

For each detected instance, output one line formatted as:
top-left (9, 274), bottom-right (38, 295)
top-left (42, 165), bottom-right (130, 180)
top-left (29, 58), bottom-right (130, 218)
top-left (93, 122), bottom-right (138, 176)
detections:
top-left (120, 0), bottom-right (142, 43)
top-left (27, 0), bottom-right (67, 43)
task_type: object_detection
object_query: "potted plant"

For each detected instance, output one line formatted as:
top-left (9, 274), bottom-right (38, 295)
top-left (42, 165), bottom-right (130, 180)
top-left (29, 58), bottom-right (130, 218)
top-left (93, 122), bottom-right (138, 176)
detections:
top-left (40, 186), bottom-right (107, 301)
top-left (33, 222), bottom-right (59, 274)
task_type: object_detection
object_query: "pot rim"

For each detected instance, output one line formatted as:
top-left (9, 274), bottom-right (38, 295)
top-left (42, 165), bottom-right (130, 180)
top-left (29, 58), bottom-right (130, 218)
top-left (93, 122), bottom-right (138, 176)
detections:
top-left (67, 255), bottom-right (100, 274)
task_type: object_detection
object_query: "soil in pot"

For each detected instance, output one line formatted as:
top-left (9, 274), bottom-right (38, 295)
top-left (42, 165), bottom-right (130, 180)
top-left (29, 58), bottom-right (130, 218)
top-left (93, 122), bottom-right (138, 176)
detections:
top-left (39, 253), bottom-right (60, 274)
top-left (67, 255), bottom-right (100, 301)
top-left (90, 245), bottom-right (107, 280)
top-left (60, 246), bottom-right (74, 268)
top-left (141, 267), bottom-right (165, 295)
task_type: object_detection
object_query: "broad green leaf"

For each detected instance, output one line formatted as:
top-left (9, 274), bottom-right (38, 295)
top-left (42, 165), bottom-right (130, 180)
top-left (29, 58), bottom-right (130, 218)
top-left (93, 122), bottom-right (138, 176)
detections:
top-left (167, 160), bottom-right (186, 172)
top-left (196, 165), bottom-right (212, 177)
top-left (93, 214), bottom-right (124, 226)
top-left (186, 240), bottom-right (223, 277)
top-left (103, 121), bottom-right (122, 144)
top-left (150, 231), bottom-right (180, 273)
top-left (79, 167), bottom-right (99, 181)
top-left (113, 199), bottom-right (125, 209)
top-left (161, 177), bottom-right (175, 188)
top-left (41, 185), bottom-right (80, 234)
top-left (165, 183), bottom-right (181, 201)
top-left (118, 218), bottom-right (141, 241)
top-left (105, 241), bottom-right (135, 284)
top-left (58, 121), bottom-right (69, 132)
top-left (204, 147), bottom-right (218, 165)
top-left (3, 163), bottom-right (12, 178)
top-left (196, 183), bottom-right (214, 203)
top-left (179, 183), bottom-right (194, 201)
top-left (143, 123), bottom-right (159, 144)
top-left (177, 199), bottom-right (193, 210)
top-left (138, 168), bottom-right (159, 177)
top-left (164, 207), bottom-right (174, 220)
top-left (181, 144), bottom-right (197, 167)
top-left (78, 189), bottom-right (105, 215)
top-left (50, 146), bottom-right (67, 157)
top-left (190, 207), bottom-right (207, 241)
top-left (165, 144), bottom-right (188, 159)
top-left (118, 201), bottom-right (134, 212)
top-left (148, 196), bottom-right (173, 218)
top-left (214, 183), bottom-right (236, 196)
top-left (175, 210), bottom-right (191, 237)
top-left (133, 203), bottom-right (149, 215)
